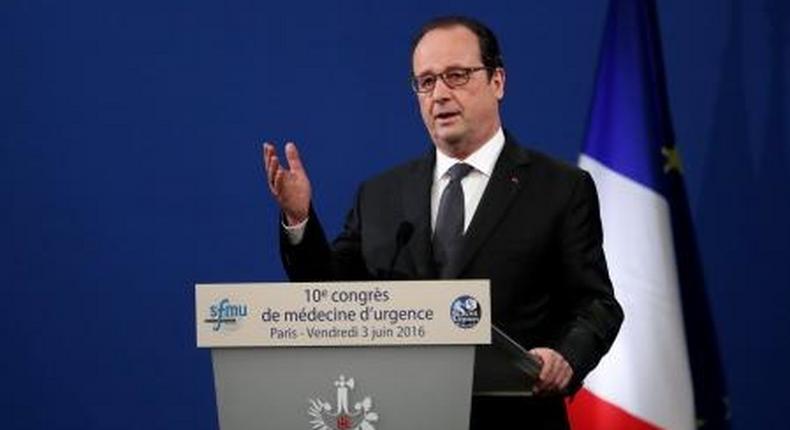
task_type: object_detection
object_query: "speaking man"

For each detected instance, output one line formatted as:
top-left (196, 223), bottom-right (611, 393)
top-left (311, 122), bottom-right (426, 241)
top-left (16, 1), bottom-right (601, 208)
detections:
top-left (263, 16), bottom-right (623, 430)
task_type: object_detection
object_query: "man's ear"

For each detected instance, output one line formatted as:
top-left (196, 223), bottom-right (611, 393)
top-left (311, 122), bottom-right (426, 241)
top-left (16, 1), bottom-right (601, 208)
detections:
top-left (492, 67), bottom-right (506, 100)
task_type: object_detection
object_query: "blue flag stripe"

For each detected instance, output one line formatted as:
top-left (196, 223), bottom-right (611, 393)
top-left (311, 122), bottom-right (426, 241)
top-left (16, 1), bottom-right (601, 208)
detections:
top-left (582, 0), bottom-right (671, 197)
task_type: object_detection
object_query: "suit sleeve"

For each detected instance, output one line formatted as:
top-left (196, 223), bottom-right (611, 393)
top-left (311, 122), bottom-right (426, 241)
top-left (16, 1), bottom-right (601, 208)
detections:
top-left (552, 171), bottom-right (624, 391)
top-left (279, 187), bottom-right (372, 281)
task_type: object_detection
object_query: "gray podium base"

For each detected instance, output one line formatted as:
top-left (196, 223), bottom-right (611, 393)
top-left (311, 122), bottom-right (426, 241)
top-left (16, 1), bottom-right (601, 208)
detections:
top-left (212, 345), bottom-right (474, 430)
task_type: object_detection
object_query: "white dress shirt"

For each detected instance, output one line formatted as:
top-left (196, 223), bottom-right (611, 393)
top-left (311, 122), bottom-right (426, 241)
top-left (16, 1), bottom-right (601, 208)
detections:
top-left (431, 128), bottom-right (505, 233)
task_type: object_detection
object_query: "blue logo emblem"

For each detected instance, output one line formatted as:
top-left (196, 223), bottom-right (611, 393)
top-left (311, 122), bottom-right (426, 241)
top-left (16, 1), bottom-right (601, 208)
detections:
top-left (450, 295), bottom-right (481, 329)
top-left (204, 298), bottom-right (248, 331)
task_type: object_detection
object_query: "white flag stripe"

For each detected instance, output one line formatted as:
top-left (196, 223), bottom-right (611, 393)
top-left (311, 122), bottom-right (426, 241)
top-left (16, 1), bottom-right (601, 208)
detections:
top-left (579, 154), bottom-right (695, 430)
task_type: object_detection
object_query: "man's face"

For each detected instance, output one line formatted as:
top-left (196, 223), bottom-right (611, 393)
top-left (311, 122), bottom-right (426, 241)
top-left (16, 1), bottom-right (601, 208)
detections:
top-left (412, 25), bottom-right (505, 158)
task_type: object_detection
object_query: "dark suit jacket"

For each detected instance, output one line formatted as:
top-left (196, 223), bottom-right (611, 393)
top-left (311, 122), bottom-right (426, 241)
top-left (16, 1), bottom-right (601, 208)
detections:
top-left (280, 133), bottom-right (623, 425)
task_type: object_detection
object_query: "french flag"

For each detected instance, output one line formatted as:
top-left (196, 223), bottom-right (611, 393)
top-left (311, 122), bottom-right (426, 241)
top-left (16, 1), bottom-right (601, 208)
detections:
top-left (567, 0), bottom-right (729, 429)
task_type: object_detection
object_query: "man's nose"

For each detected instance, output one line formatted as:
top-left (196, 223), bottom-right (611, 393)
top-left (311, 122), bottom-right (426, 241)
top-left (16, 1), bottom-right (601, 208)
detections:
top-left (431, 77), bottom-right (453, 100)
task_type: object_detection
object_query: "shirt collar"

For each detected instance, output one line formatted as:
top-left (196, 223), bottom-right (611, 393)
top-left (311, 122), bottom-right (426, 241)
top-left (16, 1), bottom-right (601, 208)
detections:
top-left (434, 127), bottom-right (505, 181)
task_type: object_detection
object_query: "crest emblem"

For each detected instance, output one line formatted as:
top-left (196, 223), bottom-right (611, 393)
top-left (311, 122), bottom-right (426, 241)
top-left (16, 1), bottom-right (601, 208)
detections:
top-left (450, 295), bottom-right (481, 329)
top-left (308, 375), bottom-right (378, 430)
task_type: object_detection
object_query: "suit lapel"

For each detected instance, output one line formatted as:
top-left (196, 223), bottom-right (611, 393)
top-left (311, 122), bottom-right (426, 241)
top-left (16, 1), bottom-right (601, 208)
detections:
top-left (401, 151), bottom-right (437, 279)
top-left (444, 137), bottom-right (532, 278)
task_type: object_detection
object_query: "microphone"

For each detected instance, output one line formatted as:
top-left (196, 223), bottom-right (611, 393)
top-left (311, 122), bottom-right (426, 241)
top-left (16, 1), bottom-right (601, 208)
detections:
top-left (387, 221), bottom-right (414, 279)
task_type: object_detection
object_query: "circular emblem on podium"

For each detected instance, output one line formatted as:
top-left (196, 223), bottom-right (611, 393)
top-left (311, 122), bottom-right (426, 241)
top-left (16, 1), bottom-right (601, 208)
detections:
top-left (450, 295), bottom-right (481, 329)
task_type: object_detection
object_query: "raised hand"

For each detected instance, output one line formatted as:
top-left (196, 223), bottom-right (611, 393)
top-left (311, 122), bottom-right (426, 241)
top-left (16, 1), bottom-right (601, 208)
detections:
top-left (262, 142), bottom-right (312, 225)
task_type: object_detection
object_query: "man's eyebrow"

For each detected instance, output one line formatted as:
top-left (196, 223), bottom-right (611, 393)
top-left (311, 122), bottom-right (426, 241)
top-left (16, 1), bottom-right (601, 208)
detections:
top-left (414, 64), bottom-right (472, 76)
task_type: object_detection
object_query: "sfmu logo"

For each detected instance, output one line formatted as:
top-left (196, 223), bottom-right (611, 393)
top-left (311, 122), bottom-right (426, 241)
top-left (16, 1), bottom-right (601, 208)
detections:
top-left (205, 298), bottom-right (248, 331)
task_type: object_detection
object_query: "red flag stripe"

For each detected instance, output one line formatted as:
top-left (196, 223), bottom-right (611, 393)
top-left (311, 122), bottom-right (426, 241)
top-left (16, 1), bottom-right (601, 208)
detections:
top-left (567, 388), bottom-right (662, 430)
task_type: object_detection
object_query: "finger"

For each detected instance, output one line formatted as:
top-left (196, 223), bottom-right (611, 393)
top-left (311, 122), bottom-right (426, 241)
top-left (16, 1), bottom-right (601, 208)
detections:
top-left (530, 352), bottom-right (548, 391)
top-left (546, 359), bottom-right (571, 392)
top-left (528, 350), bottom-right (545, 389)
top-left (263, 143), bottom-right (278, 175)
top-left (284, 142), bottom-right (305, 174)
top-left (544, 355), bottom-right (564, 391)
top-left (549, 365), bottom-right (568, 392)
top-left (558, 368), bottom-right (572, 392)
top-left (262, 143), bottom-right (270, 173)
top-left (548, 368), bottom-right (564, 391)
top-left (541, 356), bottom-right (558, 389)
top-left (267, 154), bottom-right (282, 192)
top-left (537, 352), bottom-right (554, 381)
top-left (266, 151), bottom-right (277, 182)
top-left (262, 142), bottom-right (276, 168)
top-left (272, 168), bottom-right (286, 196)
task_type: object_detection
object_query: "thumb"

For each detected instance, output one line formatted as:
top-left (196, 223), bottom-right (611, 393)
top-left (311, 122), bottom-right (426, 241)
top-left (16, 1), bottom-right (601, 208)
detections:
top-left (528, 348), bottom-right (546, 366)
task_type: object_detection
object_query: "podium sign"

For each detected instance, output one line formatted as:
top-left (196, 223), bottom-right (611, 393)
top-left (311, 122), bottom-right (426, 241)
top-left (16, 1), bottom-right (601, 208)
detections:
top-left (196, 280), bottom-right (491, 430)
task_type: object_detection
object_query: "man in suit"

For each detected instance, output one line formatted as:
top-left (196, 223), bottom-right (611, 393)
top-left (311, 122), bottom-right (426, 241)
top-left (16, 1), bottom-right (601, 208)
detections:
top-left (263, 16), bottom-right (623, 430)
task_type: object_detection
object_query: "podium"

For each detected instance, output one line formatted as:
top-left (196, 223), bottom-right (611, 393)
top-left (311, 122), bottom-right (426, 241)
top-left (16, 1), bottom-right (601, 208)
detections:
top-left (196, 280), bottom-right (535, 429)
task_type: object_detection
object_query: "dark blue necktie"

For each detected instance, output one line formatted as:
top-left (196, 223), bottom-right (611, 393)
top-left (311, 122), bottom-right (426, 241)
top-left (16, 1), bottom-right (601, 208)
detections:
top-left (433, 162), bottom-right (473, 278)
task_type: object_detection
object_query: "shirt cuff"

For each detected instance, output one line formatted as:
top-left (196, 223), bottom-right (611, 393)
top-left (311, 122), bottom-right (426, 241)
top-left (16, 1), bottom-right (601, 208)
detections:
top-left (282, 217), bottom-right (309, 245)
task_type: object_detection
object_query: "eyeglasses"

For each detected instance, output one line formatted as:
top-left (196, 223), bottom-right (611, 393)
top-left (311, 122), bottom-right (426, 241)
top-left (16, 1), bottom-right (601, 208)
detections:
top-left (411, 66), bottom-right (490, 93)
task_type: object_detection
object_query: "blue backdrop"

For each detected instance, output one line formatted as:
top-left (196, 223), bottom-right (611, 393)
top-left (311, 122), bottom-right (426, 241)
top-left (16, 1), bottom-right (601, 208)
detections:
top-left (2, 0), bottom-right (788, 428)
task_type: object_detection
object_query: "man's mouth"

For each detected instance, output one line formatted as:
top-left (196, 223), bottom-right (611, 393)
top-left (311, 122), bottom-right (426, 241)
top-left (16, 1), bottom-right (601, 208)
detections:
top-left (434, 111), bottom-right (460, 121)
